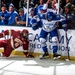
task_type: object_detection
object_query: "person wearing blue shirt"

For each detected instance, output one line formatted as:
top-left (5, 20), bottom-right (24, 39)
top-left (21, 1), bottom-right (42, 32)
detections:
top-left (0, 4), bottom-right (9, 25)
top-left (15, 8), bottom-right (26, 26)
top-left (8, 3), bottom-right (18, 25)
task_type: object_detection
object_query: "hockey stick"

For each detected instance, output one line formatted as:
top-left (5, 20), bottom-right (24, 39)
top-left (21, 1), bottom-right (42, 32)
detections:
top-left (65, 31), bottom-right (70, 61)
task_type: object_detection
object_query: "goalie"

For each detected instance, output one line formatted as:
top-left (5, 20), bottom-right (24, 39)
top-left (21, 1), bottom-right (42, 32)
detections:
top-left (0, 29), bottom-right (34, 58)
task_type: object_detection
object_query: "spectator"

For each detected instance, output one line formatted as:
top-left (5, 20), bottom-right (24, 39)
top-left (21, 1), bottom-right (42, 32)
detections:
top-left (47, 0), bottom-right (63, 15)
top-left (65, 0), bottom-right (75, 12)
top-left (49, 0), bottom-right (57, 14)
top-left (35, 0), bottom-right (51, 15)
top-left (8, 3), bottom-right (18, 25)
top-left (15, 8), bottom-right (26, 26)
top-left (63, 4), bottom-right (75, 29)
top-left (0, 4), bottom-right (9, 25)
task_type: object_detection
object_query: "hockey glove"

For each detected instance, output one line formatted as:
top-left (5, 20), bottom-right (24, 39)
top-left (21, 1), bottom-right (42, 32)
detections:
top-left (30, 19), bottom-right (38, 30)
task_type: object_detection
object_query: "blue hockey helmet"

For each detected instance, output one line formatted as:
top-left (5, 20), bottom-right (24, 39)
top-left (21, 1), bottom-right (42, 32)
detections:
top-left (46, 12), bottom-right (54, 21)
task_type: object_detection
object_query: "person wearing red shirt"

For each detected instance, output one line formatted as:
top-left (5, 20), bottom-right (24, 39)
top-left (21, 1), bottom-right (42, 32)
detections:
top-left (0, 29), bottom-right (34, 58)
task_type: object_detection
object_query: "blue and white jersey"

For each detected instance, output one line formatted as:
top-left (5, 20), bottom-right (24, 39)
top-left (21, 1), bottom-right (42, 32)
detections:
top-left (40, 14), bottom-right (67, 32)
top-left (30, 11), bottom-right (67, 31)
top-left (29, 15), bottom-right (40, 27)
top-left (41, 19), bottom-right (58, 32)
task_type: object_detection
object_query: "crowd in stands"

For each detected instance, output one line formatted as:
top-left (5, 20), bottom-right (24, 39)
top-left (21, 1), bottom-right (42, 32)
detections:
top-left (0, 0), bottom-right (75, 29)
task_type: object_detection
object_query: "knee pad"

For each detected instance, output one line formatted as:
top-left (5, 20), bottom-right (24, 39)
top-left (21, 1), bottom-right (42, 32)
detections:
top-left (39, 38), bottom-right (46, 47)
top-left (52, 36), bottom-right (58, 46)
top-left (52, 36), bottom-right (58, 42)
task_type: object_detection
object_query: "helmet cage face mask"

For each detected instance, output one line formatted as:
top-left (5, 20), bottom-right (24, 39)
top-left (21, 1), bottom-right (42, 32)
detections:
top-left (47, 12), bottom-right (53, 21)
top-left (21, 30), bottom-right (28, 39)
top-left (47, 16), bottom-right (53, 21)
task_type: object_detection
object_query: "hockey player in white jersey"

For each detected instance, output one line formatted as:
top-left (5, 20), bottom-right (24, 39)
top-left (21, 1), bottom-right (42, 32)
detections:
top-left (30, 11), bottom-right (67, 60)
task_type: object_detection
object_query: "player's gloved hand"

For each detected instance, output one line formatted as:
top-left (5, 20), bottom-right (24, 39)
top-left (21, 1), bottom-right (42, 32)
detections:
top-left (30, 19), bottom-right (38, 30)
top-left (32, 23), bottom-right (38, 30)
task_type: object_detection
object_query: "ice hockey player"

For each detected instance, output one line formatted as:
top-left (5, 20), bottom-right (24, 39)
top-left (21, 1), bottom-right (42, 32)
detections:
top-left (30, 11), bottom-right (67, 60)
top-left (0, 29), bottom-right (34, 58)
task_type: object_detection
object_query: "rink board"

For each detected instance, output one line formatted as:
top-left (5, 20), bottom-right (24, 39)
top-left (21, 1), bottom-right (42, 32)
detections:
top-left (0, 26), bottom-right (75, 60)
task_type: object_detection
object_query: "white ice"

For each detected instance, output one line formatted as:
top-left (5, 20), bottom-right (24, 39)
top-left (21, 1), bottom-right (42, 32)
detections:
top-left (0, 56), bottom-right (75, 75)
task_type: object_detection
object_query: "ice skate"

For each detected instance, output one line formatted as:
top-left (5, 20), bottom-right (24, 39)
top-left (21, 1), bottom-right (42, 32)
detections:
top-left (39, 52), bottom-right (49, 59)
top-left (26, 54), bottom-right (34, 58)
top-left (53, 53), bottom-right (61, 60)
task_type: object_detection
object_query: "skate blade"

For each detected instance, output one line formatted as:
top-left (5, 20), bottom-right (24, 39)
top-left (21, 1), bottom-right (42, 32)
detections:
top-left (53, 56), bottom-right (61, 60)
top-left (57, 56), bottom-right (61, 59)
top-left (53, 57), bottom-right (57, 60)
top-left (65, 59), bottom-right (70, 61)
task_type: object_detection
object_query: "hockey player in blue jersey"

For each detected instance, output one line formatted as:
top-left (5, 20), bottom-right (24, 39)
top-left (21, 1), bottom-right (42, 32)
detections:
top-left (28, 8), bottom-right (40, 27)
top-left (30, 11), bottom-right (67, 60)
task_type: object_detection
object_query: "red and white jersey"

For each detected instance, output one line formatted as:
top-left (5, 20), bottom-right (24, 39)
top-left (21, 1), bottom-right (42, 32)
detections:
top-left (0, 30), bottom-right (29, 50)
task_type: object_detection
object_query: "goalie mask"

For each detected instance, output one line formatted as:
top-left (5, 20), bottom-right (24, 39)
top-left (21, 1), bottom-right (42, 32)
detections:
top-left (21, 29), bottom-right (28, 39)
top-left (46, 12), bottom-right (53, 21)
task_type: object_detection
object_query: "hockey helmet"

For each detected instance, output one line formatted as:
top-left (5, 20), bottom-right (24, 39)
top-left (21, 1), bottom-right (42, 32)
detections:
top-left (21, 29), bottom-right (29, 39)
top-left (22, 29), bottom-right (29, 34)
top-left (46, 12), bottom-right (53, 21)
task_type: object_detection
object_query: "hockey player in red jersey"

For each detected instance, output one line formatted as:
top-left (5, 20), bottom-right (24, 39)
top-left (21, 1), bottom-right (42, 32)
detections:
top-left (0, 29), bottom-right (34, 58)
